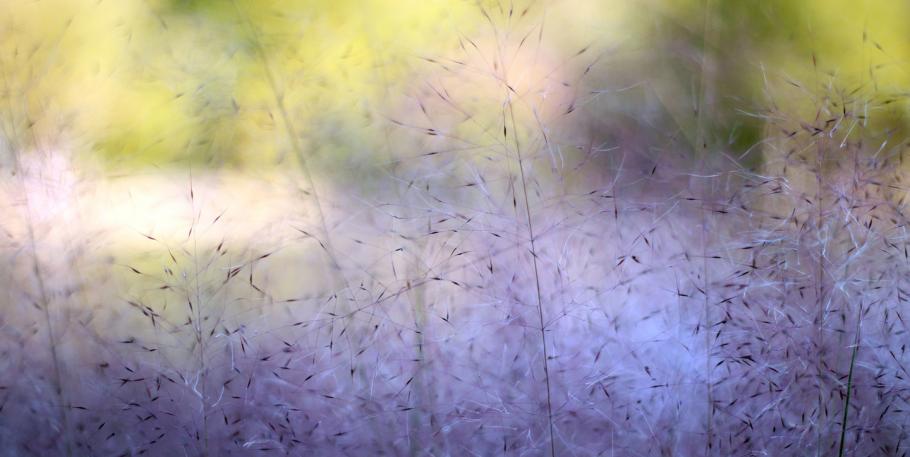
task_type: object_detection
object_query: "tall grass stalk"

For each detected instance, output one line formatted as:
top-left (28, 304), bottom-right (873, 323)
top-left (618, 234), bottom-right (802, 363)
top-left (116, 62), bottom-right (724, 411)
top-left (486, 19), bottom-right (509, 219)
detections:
top-left (24, 182), bottom-right (72, 457)
top-left (837, 303), bottom-right (861, 457)
top-left (231, 0), bottom-right (355, 353)
top-left (507, 101), bottom-right (556, 457)
top-left (12, 138), bottom-right (73, 456)
top-left (188, 175), bottom-right (210, 456)
top-left (695, 1), bottom-right (716, 453)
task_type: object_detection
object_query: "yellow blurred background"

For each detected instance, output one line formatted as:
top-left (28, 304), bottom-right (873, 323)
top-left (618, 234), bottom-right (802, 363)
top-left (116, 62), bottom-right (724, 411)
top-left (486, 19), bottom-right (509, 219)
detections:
top-left (2, 0), bottom-right (906, 173)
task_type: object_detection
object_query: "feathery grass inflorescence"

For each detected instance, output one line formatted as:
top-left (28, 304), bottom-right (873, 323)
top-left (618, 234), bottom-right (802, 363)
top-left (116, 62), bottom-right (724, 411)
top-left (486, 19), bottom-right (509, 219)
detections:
top-left (2, 2), bottom-right (910, 457)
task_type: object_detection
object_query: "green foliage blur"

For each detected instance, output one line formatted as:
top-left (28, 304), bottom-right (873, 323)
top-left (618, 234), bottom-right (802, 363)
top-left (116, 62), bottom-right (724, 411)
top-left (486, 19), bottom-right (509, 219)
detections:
top-left (1, 0), bottom-right (907, 172)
